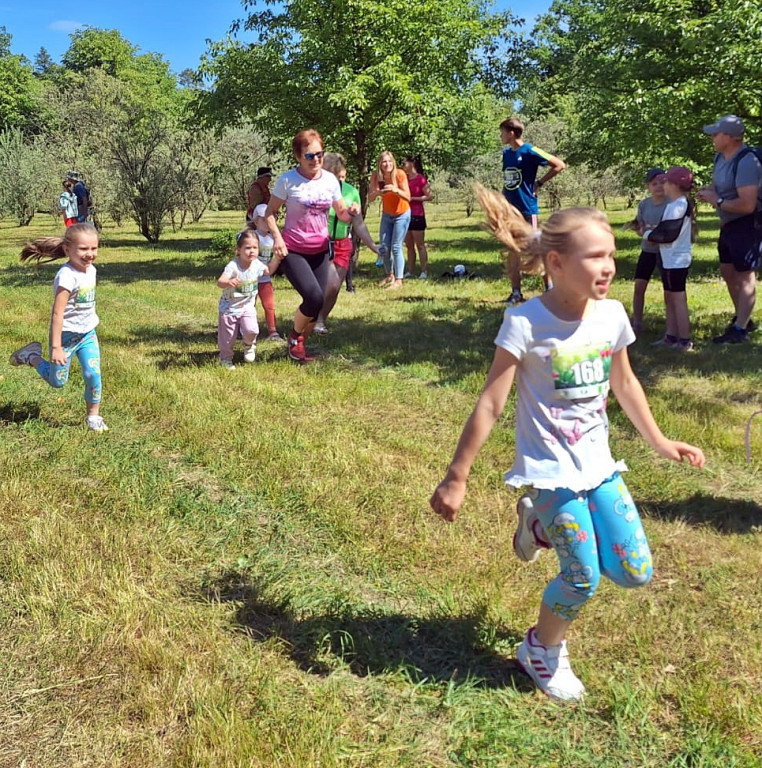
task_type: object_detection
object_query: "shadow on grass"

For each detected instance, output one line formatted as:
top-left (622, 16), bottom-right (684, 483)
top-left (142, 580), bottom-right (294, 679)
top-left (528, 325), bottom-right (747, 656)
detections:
top-left (0, 401), bottom-right (42, 425)
top-left (205, 574), bottom-right (533, 691)
top-left (641, 493), bottom-right (762, 534)
top-left (106, 286), bottom-right (762, 391)
top-left (98, 236), bottom-right (214, 253)
top-left (0, 258), bottom-right (222, 288)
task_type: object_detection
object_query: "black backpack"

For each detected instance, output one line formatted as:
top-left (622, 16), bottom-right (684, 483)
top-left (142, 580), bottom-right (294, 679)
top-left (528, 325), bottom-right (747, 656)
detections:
top-left (729, 146), bottom-right (762, 211)
top-left (724, 146), bottom-right (762, 270)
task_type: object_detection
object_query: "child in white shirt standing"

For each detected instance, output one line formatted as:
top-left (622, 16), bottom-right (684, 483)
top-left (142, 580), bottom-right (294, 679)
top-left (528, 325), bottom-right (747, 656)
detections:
top-left (645, 166), bottom-right (697, 351)
top-left (217, 229), bottom-right (281, 369)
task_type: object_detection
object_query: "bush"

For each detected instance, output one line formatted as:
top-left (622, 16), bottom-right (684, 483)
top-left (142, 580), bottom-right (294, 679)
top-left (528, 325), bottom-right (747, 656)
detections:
top-left (208, 228), bottom-right (238, 262)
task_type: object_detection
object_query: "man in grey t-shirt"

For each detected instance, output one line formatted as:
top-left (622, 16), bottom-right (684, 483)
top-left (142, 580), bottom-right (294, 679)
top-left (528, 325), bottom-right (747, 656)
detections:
top-left (698, 115), bottom-right (762, 343)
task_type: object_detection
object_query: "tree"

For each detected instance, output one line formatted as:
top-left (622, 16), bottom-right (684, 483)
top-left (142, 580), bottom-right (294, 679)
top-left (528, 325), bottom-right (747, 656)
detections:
top-left (61, 27), bottom-right (137, 76)
top-left (35, 29), bottom-right (196, 239)
top-left (0, 128), bottom-right (51, 225)
top-left (33, 47), bottom-right (60, 79)
top-left (521, 0), bottom-right (762, 173)
top-left (0, 27), bottom-right (40, 131)
top-left (196, 0), bottom-right (521, 211)
top-left (110, 118), bottom-right (180, 242)
top-left (60, 27), bottom-right (181, 118)
top-left (212, 126), bottom-right (277, 210)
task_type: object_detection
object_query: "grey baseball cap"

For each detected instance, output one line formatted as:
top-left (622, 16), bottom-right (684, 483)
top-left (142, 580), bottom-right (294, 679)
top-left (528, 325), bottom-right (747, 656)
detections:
top-left (703, 115), bottom-right (745, 137)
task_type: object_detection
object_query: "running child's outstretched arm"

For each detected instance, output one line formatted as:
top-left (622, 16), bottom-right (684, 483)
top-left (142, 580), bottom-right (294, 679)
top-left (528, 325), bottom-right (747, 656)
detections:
top-left (430, 346), bottom-right (519, 521)
top-left (610, 347), bottom-right (705, 468)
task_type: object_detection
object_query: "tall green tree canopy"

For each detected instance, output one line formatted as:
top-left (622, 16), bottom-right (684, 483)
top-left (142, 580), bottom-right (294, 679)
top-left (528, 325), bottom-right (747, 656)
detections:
top-left (0, 27), bottom-right (40, 131)
top-left (522, 0), bottom-right (762, 173)
top-left (196, 0), bottom-right (521, 206)
top-left (59, 27), bottom-right (182, 117)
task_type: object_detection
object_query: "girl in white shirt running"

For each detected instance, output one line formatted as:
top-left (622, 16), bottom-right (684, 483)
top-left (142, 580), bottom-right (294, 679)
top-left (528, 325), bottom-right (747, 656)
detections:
top-left (430, 186), bottom-right (705, 701)
top-left (9, 223), bottom-right (108, 431)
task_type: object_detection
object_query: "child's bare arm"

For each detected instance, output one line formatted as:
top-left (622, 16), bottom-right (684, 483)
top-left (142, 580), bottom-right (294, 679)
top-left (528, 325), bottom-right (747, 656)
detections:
top-left (431, 347), bottom-right (519, 521)
top-left (610, 347), bottom-right (705, 467)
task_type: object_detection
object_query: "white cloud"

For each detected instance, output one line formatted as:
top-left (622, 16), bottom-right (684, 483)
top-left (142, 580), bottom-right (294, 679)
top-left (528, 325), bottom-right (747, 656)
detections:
top-left (49, 20), bottom-right (82, 33)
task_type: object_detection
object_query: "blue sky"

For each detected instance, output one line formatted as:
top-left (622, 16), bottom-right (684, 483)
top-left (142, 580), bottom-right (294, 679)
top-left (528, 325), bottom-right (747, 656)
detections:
top-left (2, 0), bottom-right (552, 74)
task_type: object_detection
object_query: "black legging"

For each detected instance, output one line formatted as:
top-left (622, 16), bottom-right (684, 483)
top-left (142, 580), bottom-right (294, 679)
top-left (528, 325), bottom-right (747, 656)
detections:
top-left (279, 248), bottom-right (331, 320)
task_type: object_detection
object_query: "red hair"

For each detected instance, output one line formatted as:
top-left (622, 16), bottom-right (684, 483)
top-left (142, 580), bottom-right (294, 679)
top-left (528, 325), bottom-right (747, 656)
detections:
top-left (292, 129), bottom-right (323, 157)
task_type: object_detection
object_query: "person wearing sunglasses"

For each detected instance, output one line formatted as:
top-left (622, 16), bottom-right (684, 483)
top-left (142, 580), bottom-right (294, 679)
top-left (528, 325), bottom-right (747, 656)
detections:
top-left (265, 129), bottom-right (360, 363)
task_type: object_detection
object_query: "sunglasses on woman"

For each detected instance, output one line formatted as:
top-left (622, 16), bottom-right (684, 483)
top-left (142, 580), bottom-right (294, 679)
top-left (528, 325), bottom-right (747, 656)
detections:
top-left (304, 151), bottom-right (325, 161)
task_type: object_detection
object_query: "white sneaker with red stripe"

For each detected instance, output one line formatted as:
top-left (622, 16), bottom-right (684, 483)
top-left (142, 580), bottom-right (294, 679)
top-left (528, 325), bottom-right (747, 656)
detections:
top-left (513, 491), bottom-right (552, 563)
top-left (516, 626), bottom-right (586, 701)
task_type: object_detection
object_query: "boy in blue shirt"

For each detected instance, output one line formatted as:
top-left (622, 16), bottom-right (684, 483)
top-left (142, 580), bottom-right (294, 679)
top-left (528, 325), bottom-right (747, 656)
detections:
top-left (500, 117), bottom-right (566, 304)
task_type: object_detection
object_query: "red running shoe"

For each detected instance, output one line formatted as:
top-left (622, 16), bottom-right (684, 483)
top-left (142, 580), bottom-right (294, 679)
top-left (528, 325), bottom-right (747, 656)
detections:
top-left (288, 332), bottom-right (314, 363)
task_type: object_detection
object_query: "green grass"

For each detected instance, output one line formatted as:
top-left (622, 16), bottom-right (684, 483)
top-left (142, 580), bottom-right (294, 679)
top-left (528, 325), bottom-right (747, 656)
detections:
top-left (1, 202), bottom-right (761, 767)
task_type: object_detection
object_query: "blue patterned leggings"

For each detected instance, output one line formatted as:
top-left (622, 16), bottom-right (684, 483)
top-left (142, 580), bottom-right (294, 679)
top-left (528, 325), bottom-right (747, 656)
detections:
top-left (533, 472), bottom-right (653, 621)
top-left (34, 328), bottom-right (102, 404)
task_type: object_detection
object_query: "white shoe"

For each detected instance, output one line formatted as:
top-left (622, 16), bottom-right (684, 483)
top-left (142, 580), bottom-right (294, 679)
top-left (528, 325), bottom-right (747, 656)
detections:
top-left (513, 490), bottom-right (550, 563)
top-left (418, 271), bottom-right (427, 279)
top-left (9, 341), bottom-right (42, 366)
top-left (516, 627), bottom-right (586, 701)
top-left (243, 344), bottom-right (257, 363)
top-left (86, 415), bottom-right (109, 432)
top-left (220, 359), bottom-right (236, 370)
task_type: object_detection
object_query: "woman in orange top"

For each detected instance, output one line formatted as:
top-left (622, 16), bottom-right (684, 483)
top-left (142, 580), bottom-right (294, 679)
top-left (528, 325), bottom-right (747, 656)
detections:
top-left (368, 151), bottom-right (411, 289)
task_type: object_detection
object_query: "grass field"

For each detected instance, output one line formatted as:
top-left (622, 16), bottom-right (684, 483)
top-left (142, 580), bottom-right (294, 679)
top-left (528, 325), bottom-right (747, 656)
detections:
top-left (1, 201), bottom-right (761, 767)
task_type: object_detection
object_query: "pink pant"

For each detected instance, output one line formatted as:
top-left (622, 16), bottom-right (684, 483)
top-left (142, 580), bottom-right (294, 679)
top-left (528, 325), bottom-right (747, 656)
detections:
top-left (218, 312), bottom-right (259, 362)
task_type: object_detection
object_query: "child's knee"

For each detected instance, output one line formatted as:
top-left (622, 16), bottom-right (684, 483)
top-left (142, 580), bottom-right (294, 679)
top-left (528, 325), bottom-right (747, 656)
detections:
top-left (560, 562), bottom-right (601, 604)
top-left (605, 555), bottom-right (653, 588)
top-left (49, 368), bottom-right (69, 388)
top-left (610, 562), bottom-right (653, 588)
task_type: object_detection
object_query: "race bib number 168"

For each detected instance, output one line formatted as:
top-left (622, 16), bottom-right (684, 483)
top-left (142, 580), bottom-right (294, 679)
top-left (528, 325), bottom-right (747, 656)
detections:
top-left (551, 343), bottom-right (613, 400)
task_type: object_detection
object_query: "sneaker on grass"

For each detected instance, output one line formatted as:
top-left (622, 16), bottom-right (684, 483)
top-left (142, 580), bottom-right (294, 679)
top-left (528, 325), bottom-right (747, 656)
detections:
top-left (713, 325), bottom-right (749, 344)
top-left (288, 332), bottom-right (314, 363)
top-left (516, 626), bottom-right (586, 701)
top-left (9, 341), bottom-right (42, 366)
top-left (219, 359), bottom-right (236, 370)
top-left (650, 335), bottom-right (678, 348)
top-left (243, 344), bottom-right (257, 363)
top-left (506, 290), bottom-right (525, 306)
top-left (86, 415), bottom-right (109, 432)
top-left (513, 491), bottom-right (551, 563)
top-left (730, 316), bottom-right (757, 333)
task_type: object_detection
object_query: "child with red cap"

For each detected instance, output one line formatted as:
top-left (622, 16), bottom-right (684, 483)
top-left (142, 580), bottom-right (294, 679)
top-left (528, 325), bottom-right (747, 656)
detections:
top-left (644, 166), bottom-right (697, 351)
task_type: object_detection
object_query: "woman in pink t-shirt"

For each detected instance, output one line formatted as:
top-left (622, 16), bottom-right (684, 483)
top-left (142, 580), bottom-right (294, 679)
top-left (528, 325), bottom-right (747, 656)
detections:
top-left (265, 129), bottom-right (360, 363)
top-left (403, 155), bottom-right (432, 279)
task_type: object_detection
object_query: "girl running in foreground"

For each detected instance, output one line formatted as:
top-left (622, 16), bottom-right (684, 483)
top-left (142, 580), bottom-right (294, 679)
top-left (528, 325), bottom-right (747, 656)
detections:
top-left (10, 223), bottom-right (108, 431)
top-left (430, 187), bottom-right (705, 701)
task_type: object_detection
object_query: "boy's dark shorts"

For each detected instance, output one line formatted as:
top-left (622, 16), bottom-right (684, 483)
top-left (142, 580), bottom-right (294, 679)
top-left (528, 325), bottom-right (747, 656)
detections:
top-left (659, 265), bottom-right (689, 292)
top-left (634, 250), bottom-right (659, 281)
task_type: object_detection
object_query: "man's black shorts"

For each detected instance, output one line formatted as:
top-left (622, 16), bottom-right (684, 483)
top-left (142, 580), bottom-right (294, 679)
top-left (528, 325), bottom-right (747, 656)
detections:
top-left (718, 214), bottom-right (758, 273)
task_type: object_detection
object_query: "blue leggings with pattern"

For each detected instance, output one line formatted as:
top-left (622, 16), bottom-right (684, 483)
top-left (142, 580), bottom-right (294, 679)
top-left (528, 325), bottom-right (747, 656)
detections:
top-left (533, 472), bottom-right (653, 621)
top-left (34, 328), bottom-right (102, 404)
